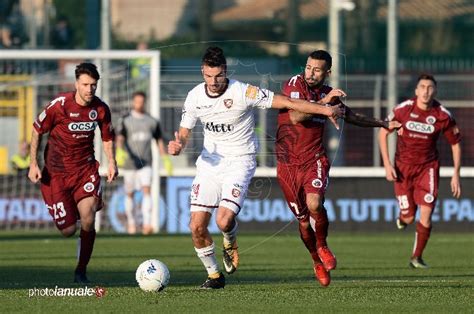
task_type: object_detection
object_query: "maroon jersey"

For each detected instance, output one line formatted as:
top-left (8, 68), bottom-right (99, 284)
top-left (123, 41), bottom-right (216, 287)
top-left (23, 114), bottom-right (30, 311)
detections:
top-left (388, 97), bottom-right (461, 165)
top-left (33, 91), bottom-right (115, 174)
top-left (276, 74), bottom-right (342, 165)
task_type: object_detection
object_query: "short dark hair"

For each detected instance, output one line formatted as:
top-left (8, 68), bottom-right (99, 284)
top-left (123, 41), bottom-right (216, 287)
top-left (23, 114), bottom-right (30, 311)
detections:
top-left (417, 73), bottom-right (437, 86)
top-left (75, 62), bottom-right (100, 80)
top-left (308, 50), bottom-right (332, 70)
top-left (202, 46), bottom-right (226, 67)
top-left (132, 91), bottom-right (146, 99)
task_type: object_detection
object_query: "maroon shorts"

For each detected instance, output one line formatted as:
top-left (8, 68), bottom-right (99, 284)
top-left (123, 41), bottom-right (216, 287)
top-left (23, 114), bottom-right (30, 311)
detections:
top-left (277, 155), bottom-right (330, 221)
top-left (394, 159), bottom-right (439, 218)
top-left (40, 162), bottom-right (103, 230)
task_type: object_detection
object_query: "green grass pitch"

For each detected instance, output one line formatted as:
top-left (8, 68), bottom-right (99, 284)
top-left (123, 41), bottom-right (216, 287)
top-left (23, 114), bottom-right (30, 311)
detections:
top-left (1, 231), bottom-right (473, 313)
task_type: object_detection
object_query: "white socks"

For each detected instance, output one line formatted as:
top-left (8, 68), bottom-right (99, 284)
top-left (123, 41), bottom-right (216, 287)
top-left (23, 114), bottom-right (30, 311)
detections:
top-left (222, 221), bottom-right (238, 247)
top-left (194, 243), bottom-right (219, 276)
top-left (141, 194), bottom-right (152, 226)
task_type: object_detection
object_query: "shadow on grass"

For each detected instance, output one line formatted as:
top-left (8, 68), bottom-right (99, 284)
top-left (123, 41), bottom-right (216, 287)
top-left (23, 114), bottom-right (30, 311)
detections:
top-left (2, 264), bottom-right (473, 291)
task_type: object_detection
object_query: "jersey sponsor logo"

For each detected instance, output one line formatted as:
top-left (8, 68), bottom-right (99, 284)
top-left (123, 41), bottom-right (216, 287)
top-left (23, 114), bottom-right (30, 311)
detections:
top-left (312, 179), bottom-right (323, 188)
top-left (68, 121), bottom-right (97, 132)
top-left (409, 133), bottom-right (428, 139)
top-left (424, 193), bottom-right (434, 203)
top-left (316, 159), bottom-right (322, 178)
top-left (72, 134), bottom-right (90, 139)
top-left (426, 116), bottom-right (436, 124)
top-left (290, 91), bottom-right (300, 99)
top-left (223, 99), bottom-right (233, 108)
top-left (196, 104), bottom-right (213, 110)
top-left (204, 122), bottom-right (234, 133)
top-left (245, 85), bottom-right (258, 99)
top-left (70, 112), bottom-right (80, 117)
top-left (410, 113), bottom-right (419, 118)
top-left (84, 182), bottom-right (95, 193)
top-left (405, 121), bottom-right (434, 134)
top-left (89, 110), bottom-right (98, 120)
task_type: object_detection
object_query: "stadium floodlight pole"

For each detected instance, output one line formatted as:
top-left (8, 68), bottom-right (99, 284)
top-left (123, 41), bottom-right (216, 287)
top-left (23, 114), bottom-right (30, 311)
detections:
top-left (387, 0), bottom-right (398, 160)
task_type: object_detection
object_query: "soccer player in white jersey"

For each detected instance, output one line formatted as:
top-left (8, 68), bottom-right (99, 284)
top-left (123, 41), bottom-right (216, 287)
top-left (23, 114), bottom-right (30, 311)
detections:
top-left (168, 46), bottom-right (345, 289)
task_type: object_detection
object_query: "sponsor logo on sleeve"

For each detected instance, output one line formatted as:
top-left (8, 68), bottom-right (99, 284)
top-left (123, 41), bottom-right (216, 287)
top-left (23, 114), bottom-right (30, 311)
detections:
top-left (245, 85), bottom-right (258, 99)
top-left (39, 110), bottom-right (47, 122)
top-left (290, 91), bottom-right (300, 99)
top-left (405, 121), bottom-right (434, 134)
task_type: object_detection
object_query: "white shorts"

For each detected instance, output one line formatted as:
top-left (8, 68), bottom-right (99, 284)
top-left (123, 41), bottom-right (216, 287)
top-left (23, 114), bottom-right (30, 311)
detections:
top-left (190, 154), bottom-right (256, 214)
top-left (122, 166), bottom-right (153, 193)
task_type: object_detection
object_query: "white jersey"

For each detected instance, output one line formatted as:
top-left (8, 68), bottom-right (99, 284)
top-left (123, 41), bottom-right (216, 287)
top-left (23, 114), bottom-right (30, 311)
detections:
top-left (180, 79), bottom-right (274, 158)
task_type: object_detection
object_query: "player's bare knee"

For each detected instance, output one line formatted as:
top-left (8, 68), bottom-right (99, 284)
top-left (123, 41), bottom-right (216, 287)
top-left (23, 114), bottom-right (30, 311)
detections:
top-left (189, 221), bottom-right (206, 237)
top-left (419, 217), bottom-right (432, 228)
top-left (403, 216), bottom-right (415, 225)
top-left (306, 197), bottom-right (322, 214)
top-left (216, 218), bottom-right (233, 232)
top-left (61, 225), bottom-right (76, 237)
top-left (299, 220), bottom-right (311, 230)
top-left (80, 216), bottom-right (95, 231)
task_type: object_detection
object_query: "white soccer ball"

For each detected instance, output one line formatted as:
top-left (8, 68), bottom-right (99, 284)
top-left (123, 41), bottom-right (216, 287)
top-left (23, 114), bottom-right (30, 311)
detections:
top-left (135, 259), bottom-right (170, 292)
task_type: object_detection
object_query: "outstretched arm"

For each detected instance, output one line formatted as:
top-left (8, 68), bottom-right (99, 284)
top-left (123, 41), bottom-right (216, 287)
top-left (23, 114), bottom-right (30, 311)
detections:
top-left (450, 143), bottom-right (461, 198)
top-left (283, 88), bottom-right (348, 125)
top-left (378, 127), bottom-right (397, 181)
top-left (345, 107), bottom-right (401, 130)
top-left (28, 129), bottom-right (43, 183)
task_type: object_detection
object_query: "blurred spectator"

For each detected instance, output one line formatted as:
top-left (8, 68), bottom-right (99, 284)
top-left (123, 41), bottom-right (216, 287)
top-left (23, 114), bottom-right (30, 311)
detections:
top-left (130, 41), bottom-right (150, 79)
top-left (11, 140), bottom-right (30, 176)
top-left (130, 41), bottom-right (151, 92)
top-left (51, 16), bottom-right (74, 49)
top-left (0, 1), bottom-right (27, 48)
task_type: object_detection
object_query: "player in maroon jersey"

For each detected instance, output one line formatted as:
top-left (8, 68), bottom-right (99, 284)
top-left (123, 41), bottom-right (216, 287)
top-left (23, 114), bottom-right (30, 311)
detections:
top-left (28, 63), bottom-right (118, 283)
top-left (276, 50), bottom-right (400, 286)
top-left (378, 74), bottom-right (461, 269)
